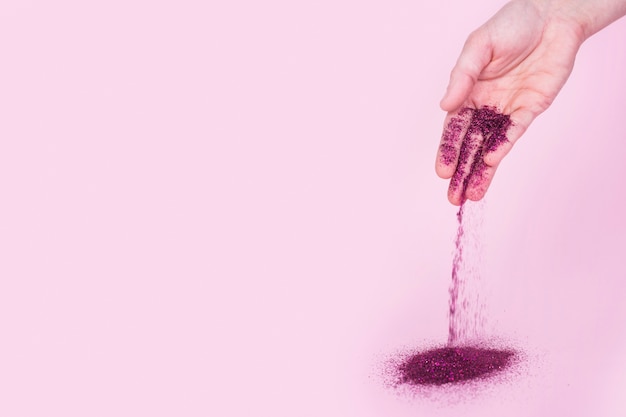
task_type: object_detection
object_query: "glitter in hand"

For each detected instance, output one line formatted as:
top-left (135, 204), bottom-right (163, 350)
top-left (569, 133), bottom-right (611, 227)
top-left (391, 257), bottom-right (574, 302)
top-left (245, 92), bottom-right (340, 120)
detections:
top-left (440, 106), bottom-right (512, 202)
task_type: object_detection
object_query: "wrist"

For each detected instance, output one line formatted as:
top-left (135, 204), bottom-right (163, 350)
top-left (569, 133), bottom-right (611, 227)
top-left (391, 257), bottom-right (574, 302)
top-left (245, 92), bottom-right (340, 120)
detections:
top-left (528, 0), bottom-right (587, 42)
top-left (531, 0), bottom-right (626, 40)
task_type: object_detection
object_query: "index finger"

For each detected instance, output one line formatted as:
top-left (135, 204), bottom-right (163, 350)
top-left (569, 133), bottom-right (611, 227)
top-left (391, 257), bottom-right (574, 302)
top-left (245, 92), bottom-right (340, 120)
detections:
top-left (436, 107), bottom-right (473, 179)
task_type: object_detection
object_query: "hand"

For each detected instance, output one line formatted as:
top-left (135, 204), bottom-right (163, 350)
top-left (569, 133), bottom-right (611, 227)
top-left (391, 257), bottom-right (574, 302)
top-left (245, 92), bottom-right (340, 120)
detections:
top-left (436, 0), bottom-right (584, 205)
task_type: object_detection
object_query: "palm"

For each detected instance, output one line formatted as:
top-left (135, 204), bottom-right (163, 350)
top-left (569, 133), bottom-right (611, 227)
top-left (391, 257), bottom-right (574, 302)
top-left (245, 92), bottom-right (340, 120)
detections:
top-left (436, 0), bottom-right (583, 205)
top-left (471, 17), bottom-right (579, 123)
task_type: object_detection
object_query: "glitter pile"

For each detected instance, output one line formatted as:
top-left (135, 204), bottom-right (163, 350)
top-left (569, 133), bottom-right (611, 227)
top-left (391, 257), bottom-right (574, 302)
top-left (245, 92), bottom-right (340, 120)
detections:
top-left (398, 346), bottom-right (515, 386)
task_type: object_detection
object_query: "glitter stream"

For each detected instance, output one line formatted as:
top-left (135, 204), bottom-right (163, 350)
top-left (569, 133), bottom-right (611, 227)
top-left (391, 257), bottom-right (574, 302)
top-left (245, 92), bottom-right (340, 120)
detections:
top-left (448, 201), bottom-right (486, 346)
top-left (394, 109), bottom-right (516, 389)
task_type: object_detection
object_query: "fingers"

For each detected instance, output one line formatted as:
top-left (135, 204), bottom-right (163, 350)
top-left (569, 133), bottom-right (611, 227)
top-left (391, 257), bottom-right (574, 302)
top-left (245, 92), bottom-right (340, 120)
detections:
top-left (435, 108), bottom-right (473, 179)
top-left (463, 161), bottom-right (499, 203)
top-left (448, 135), bottom-right (501, 206)
top-left (458, 108), bottom-right (534, 204)
top-left (440, 71), bottom-right (476, 113)
top-left (440, 32), bottom-right (492, 112)
top-left (447, 128), bottom-right (484, 206)
top-left (441, 105), bottom-right (522, 205)
top-left (483, 107), bottom-right (534, 166)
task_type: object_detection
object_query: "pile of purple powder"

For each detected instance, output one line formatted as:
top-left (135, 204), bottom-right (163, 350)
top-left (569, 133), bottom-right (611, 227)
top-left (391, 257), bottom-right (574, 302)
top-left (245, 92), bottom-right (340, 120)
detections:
top-left (397, 346), bottom-right (516, 386)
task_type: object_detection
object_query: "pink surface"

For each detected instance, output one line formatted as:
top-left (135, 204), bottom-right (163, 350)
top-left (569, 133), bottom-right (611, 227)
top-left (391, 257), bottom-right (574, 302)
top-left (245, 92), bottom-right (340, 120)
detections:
top-left (1, 1), bottom-right (626, 416)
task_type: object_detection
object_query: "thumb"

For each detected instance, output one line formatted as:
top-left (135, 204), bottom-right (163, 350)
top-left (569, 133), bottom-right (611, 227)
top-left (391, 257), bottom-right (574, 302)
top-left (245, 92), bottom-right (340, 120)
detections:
top-left (440, 32), bottom-right (492, 112)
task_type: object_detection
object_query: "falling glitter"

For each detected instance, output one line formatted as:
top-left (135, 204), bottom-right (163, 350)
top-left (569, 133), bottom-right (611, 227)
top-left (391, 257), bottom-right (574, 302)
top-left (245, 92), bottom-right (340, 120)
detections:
top-left (393, 199), bottom-right (517, 388)
top-left (390, 107), bottom-right (519, 390)
top-left (448, 200), bottom-right (486, 346)
top-left (446, 107), bottom-right (511, 346)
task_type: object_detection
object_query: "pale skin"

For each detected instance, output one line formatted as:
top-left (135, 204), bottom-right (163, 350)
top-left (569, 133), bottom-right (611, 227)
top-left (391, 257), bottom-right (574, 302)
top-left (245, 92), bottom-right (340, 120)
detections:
top-left (437, 0), bottom-right (626, 205)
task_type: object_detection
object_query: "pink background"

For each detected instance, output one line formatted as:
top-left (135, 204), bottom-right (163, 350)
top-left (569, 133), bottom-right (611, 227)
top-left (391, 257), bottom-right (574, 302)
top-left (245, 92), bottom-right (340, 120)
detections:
top-left (1, 0), bottom-right (626, 416)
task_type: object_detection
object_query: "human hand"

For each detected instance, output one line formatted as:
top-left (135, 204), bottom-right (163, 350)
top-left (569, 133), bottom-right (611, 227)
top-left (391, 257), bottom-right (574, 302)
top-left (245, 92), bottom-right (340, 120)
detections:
top-left (436, 0), bottom-right (585, 205)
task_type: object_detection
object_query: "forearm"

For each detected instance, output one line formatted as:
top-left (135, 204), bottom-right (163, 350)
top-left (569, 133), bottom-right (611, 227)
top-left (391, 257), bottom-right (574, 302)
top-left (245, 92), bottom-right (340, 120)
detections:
top-left (534, 0), bottom-right (626, 40)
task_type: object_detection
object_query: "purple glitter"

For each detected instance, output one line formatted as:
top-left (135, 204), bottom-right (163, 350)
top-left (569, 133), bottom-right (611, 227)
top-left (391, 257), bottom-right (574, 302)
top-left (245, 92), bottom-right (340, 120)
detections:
top-left (447, 108), bottom-right (511, 344)
top-left (447, 202), bottom-right (486, 345)
top-left (393, 201), bottom-right (518, 389)
top-left (474, 107), bottom-right (512, 153)
top-left (444, 106), bottom-right (512, 201)
top-left (398, 346), bottom-right (515, 386)
top-left (448, 203), bottom-right (465, 345)
top-left (438, 108), bottom-right (473, 166)
top-left (391, 110), bottom-right (517, 390)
